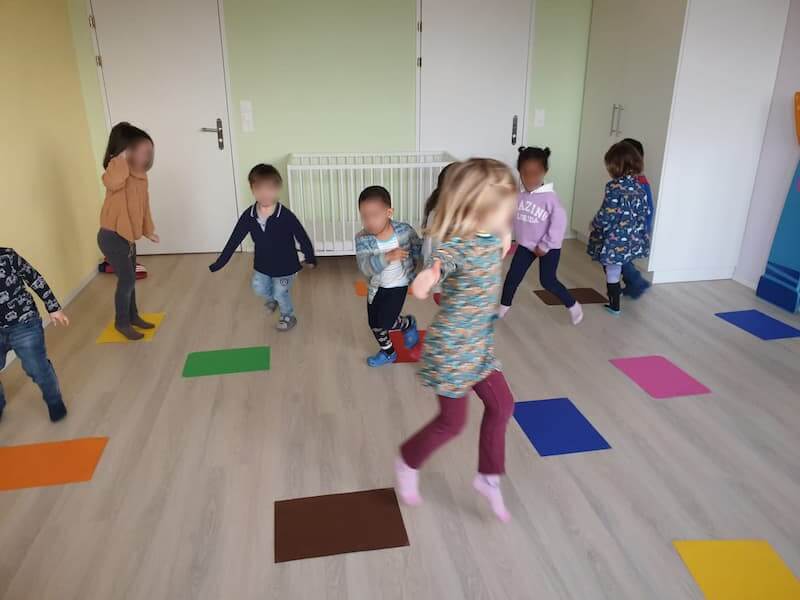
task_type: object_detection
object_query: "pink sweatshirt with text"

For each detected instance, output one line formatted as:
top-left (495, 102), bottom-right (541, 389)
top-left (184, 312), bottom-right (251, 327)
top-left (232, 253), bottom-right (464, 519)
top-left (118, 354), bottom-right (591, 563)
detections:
top-left (512, 183), bottom-right (567, 252)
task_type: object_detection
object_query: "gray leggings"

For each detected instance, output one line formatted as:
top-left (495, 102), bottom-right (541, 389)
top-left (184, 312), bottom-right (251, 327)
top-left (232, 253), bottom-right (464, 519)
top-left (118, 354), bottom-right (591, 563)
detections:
top-left (97, 228), bottom-right (138, 326)
top-left (604, 264), bottom-right (623, 284)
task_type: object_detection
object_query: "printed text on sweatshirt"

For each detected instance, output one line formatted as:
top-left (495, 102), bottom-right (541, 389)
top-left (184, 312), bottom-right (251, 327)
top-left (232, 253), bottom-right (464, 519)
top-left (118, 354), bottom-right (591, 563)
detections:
top-left (512, 183), bottom-right (567, 252)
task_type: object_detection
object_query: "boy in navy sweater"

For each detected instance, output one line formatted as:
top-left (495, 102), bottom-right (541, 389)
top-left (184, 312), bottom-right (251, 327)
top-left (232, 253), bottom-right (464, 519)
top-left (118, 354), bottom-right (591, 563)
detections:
top-left (209, 164), bottom-right (316, 331)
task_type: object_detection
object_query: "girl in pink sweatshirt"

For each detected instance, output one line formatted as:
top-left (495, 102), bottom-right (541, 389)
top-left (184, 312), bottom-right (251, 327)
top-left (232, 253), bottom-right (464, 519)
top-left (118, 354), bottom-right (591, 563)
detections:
top-left (499, 147), bottom-right (583, 325)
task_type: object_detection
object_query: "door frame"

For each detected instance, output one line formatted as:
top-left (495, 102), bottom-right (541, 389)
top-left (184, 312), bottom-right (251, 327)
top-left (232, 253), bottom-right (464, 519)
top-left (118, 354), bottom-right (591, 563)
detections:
top-left (85, 0), bottom-right (242, 225)
top-left (415, 0), bottom-right (537, 156)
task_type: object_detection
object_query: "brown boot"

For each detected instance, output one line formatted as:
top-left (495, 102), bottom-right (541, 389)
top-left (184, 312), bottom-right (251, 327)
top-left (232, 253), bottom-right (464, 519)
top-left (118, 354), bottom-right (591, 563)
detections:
top-left (115, 324), bottom-right (144, 340)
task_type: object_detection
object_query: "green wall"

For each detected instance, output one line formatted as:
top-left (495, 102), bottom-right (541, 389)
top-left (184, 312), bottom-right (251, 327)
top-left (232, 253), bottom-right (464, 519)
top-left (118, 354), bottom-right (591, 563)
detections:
top-left (223, 0), bottom-right (417, 209)
top-left (66, 0), bottom-right (591, 222)
top-left (526, 0), bottom-right (592, 225)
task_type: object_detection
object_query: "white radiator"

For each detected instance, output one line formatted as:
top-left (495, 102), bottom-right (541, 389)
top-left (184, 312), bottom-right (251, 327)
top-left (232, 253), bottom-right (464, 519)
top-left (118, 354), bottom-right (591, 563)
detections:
top-left (287, 151), bottom-right (455, 256)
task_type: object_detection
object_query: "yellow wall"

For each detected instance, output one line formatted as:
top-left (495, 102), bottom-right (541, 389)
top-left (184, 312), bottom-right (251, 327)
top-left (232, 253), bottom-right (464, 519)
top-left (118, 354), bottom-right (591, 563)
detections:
top-left (0, 0), bottom-right (103, 306)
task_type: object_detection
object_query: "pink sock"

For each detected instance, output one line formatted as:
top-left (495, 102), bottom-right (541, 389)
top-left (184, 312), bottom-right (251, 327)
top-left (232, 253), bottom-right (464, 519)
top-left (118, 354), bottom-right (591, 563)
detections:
top-left (498, 305), bottom-right (511, 319)
top-left (473, 474), bottom-right (510, 522)
top-left (395, 457), bottom-right (422, 506)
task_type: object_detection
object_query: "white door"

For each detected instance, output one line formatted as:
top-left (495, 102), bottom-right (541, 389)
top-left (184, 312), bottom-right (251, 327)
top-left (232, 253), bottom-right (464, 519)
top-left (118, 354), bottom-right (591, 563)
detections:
top-left (91, 0), bottom-right (238, 254)
top-left (419, 0), bottom-right (533, 168)
top-left (617, 0), bottom-right (686, 208)
top-left (571, 0), bottom-right (631, 237)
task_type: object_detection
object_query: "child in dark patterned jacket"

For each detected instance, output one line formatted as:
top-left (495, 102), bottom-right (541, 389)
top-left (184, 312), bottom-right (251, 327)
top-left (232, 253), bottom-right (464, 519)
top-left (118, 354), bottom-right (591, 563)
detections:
top-left (587, 142), bottom-right (652, 315)
top-left (0, 248), bottom-right (69, 422)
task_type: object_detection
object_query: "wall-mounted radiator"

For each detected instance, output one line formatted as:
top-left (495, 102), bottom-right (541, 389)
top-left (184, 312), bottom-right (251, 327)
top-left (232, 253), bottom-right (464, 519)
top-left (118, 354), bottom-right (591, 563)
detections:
top-left (287, 152), bottom-right (455, 256)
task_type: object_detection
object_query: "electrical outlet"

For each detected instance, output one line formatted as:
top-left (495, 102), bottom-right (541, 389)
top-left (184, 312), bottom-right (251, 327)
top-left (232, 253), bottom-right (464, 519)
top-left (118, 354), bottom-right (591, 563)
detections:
top-left (240, 100), bottom-right (254, 133)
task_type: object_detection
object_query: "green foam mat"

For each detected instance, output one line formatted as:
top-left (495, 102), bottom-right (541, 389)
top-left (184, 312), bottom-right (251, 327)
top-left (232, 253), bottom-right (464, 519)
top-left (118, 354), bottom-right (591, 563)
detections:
top-left (182, 346), bottom-right (270, 378)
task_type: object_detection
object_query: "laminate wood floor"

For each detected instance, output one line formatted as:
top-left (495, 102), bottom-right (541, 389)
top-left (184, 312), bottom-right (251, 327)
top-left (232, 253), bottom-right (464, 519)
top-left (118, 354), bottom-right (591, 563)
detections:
top-left (1, 240), bottom-right (798, 599)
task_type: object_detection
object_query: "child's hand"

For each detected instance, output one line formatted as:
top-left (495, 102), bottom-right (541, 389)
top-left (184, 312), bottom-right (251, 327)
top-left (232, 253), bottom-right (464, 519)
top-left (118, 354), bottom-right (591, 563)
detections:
top-left (534, 246), bottom-right (547, 257)
top-left (385, 248), bottom-right (409, 262)
top-left (146, 233), bottom-right (160, 243)
top-left (501, 231), bottom-right (512, 257)
top-left (49, 310), bottom-right (70, 327)
top-left (411, 261), bottom-right (441, 299)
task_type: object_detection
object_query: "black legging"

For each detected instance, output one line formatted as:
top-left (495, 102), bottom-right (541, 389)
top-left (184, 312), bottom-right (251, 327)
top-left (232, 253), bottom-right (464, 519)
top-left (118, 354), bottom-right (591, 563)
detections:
top-left (97, 228), bottom-right (138, 326)
top-left (501, 246), bottom-right (575, 308)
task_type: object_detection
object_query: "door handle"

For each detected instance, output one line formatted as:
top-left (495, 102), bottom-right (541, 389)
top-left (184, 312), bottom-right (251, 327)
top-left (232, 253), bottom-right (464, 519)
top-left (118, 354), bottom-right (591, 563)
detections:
top-left (511, 115), bottom-right (518, 145)
top-left (200, 118), bottom-right (224, 150)
top-left (610, 104), bottom-right (619, 136)
top-left (615, 105), bottom-right (624, 136)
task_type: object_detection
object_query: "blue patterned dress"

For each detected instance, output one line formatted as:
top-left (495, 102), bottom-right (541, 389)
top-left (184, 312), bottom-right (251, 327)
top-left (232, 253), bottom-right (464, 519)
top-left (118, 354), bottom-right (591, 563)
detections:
top-left (587, 175), bottom-right (652, 265)
top-left (418, 234), bottom-right (502, 398)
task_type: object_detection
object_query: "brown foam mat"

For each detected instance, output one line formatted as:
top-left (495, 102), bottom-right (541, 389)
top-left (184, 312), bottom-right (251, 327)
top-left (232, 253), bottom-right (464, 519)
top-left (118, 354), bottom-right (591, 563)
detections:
top-left (274, 488), bottom-right (409, 562)
top-left (534, 287), bottom-right (607, 305)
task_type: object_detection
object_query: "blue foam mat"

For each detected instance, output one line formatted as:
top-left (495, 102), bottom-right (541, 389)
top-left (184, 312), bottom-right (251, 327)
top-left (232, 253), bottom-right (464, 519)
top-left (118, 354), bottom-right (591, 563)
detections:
top-left (715, 309), bottom-right (800, 341)
top-left (513, 398), bottom-right (611, 457)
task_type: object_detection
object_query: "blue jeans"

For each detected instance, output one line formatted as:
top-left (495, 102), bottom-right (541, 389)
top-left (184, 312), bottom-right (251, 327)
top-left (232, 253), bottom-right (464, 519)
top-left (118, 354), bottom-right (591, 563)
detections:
top-left (622, 261), bottom-right (646, 288)
top-left (0, 318), bottom-right (63, 412)
top-left (251, 271), bottom-right (296, 317)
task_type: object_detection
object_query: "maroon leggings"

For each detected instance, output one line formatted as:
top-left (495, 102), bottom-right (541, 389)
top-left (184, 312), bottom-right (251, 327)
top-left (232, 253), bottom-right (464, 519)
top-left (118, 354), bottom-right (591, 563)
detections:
top-left (400, 370), bottom-right (514, 475)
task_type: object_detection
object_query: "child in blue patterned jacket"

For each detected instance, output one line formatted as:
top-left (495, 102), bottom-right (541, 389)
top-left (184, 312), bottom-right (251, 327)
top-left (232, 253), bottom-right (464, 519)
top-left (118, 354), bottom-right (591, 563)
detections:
top-left (355, 186), bottom-right (422, 367)
top-left (587, 142), bottom-right (652, 315)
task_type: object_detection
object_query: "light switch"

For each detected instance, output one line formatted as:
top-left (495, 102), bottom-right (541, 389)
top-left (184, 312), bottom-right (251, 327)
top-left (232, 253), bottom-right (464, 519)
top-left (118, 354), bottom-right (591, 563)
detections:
top-left (240, 100), bottom-right (254, 133)
top-left (534, 108), bottom-right (545, 128)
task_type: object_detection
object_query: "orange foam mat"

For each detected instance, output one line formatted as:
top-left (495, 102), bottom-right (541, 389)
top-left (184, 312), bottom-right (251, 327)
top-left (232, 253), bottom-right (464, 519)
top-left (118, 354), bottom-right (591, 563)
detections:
top-left (0, 437), bottom-right (109, 492)
top-left (354, 280), bottom-right (369, 297)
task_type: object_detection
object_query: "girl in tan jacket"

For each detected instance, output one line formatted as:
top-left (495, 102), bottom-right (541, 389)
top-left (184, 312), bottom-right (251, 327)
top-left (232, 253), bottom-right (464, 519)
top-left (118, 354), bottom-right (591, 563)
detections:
top-left (97, 122), bottom-right (159, 340)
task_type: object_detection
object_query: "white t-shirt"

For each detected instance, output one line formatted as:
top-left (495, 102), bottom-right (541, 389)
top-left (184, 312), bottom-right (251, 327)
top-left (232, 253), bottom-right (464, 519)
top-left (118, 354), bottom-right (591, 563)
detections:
top-left (376, 234), bottom-right (408, 288)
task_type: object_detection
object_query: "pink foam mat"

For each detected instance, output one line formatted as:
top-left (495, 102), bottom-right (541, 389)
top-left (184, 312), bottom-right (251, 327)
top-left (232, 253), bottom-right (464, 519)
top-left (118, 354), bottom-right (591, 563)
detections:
top-left (610, 355), bottom-right (711, 399)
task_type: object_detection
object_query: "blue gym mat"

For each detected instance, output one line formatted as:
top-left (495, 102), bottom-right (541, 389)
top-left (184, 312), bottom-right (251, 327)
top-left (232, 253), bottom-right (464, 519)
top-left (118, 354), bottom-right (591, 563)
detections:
top-left (715, 309), bottom-right (800, 341)
top-left (513, 398), bottom-right (611, 457)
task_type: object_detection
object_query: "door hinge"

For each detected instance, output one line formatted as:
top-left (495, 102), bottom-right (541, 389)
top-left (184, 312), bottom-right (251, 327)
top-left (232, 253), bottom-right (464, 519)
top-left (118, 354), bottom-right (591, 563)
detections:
top-left (95, 55), bottom-right (103, 67)
top-left (417, 20), bottom-right (422, 32)
top-left (417, 57), bottom-right (422, 68)
top-left (88, 14), bottom-right (95, 28)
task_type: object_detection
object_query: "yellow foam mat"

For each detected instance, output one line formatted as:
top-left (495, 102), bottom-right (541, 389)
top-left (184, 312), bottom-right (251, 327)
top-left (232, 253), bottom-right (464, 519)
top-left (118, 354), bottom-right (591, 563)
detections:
top-left (95, 312), bottom-right (165, 344)
top-left (674, 540), bottom-right (800, 600)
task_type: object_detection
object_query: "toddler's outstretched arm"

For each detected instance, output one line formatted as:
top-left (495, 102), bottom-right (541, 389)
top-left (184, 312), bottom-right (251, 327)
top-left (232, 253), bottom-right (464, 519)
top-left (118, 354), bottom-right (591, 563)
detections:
top-left (411, 261), bottom-right (441, 299)
top-left (209, 213), bottom-right (248, 272)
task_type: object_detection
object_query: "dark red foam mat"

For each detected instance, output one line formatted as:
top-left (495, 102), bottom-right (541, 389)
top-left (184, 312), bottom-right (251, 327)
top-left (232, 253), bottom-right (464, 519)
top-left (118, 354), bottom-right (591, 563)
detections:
top-left (534, 287), bottom-right (607, 305)
top-left (274, 488), bottom-right (409, 562)
top-left (388, 330), bottom-right (426, 363)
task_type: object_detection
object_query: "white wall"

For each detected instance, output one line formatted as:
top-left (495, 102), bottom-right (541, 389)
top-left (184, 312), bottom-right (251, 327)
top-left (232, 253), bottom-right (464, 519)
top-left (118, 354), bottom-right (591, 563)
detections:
top-left (650, 0), bottom-right (791, 284)
top-left (734, 0), bottom-right (800, 289)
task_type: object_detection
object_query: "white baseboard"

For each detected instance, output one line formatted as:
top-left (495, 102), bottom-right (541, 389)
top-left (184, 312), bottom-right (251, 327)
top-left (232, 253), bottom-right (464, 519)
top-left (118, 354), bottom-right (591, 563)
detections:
top-left (2, 266), bottom-right (98, 371)
top-left (652, 267), bottom-right (735, 284)
top-left (573, 230), bottom-right (589, 244)
top-left (732, 274), bottom-right (759, 290)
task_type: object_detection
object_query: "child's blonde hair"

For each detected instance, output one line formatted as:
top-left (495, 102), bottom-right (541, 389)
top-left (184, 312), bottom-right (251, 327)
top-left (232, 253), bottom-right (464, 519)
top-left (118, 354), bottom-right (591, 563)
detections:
top-left (426, 158), bottom-right (517, 242)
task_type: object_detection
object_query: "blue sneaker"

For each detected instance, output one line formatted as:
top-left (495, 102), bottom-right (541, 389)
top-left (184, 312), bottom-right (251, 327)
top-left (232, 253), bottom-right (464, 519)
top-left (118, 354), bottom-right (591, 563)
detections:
top-left (367, 350), bottom-right (398, 367)
top-left (403, 316), bottom-right (419, 349)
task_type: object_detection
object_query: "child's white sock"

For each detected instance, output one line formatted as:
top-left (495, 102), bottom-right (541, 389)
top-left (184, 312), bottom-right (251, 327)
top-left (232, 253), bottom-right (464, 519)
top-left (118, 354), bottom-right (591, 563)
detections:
top-left (568, 302), bottom-right (583, 325)
top-left (473, 474), bottom-right (511, 522)
top-left (498, 305), bottom-right (511, 319)
top-left (395, 457), bottom-right (422, 506)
